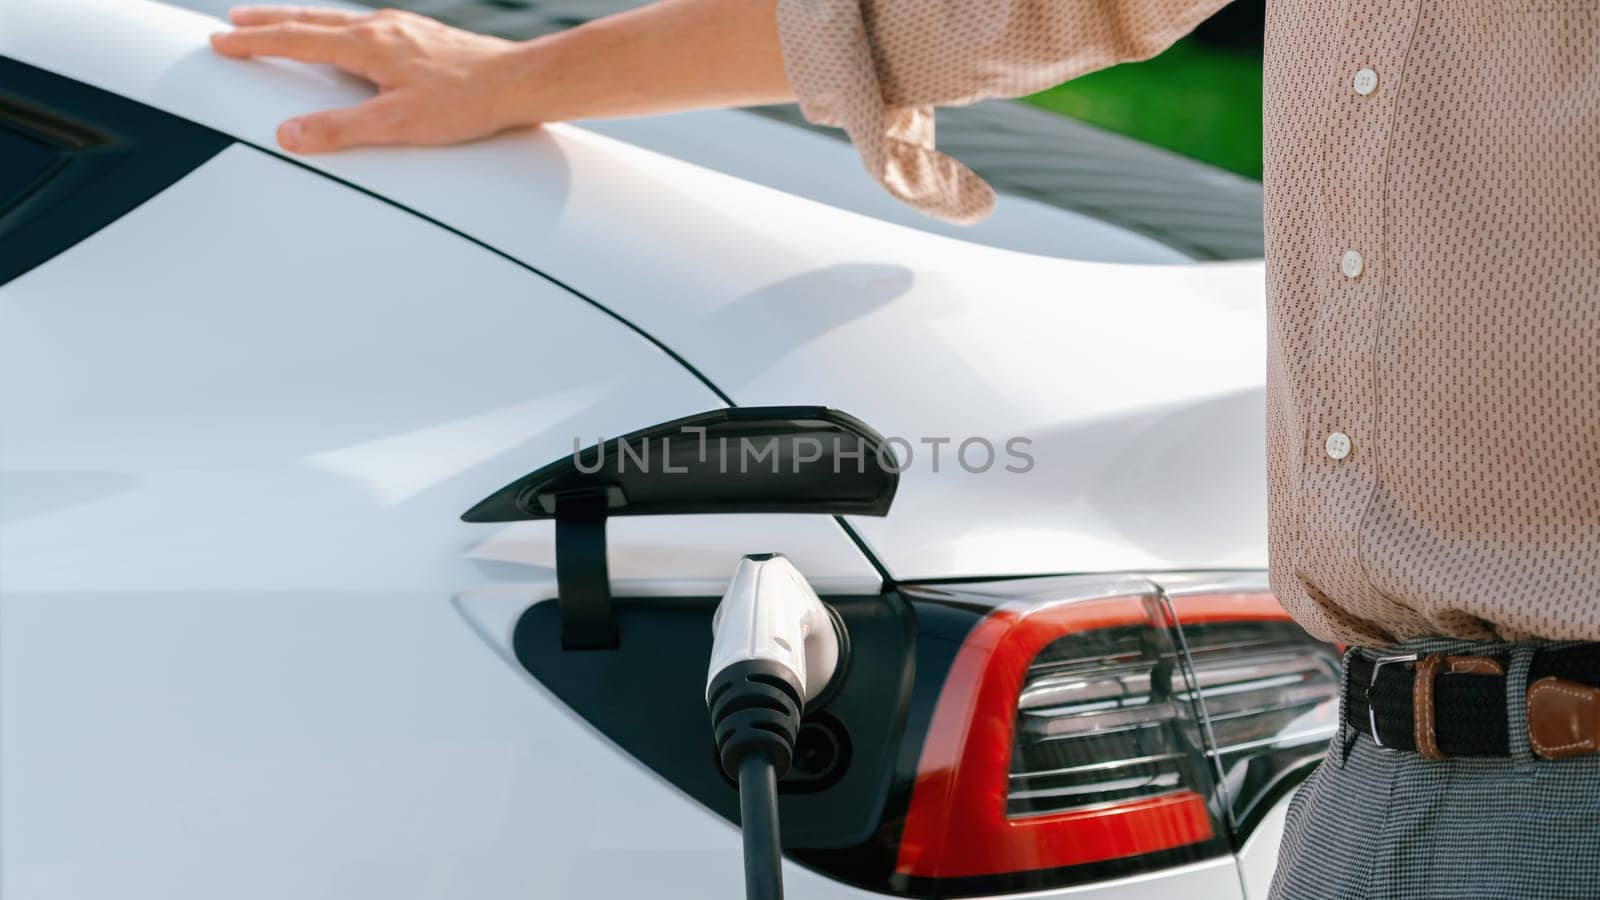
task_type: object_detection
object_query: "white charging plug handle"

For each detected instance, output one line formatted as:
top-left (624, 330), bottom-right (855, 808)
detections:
top-left (705, 554), bottom-right (839, 706)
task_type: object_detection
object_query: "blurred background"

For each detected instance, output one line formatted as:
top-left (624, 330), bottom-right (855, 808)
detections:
top-left (1032, 0), bottom-right (1265, 180)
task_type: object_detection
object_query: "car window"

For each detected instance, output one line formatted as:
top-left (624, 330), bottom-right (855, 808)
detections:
top-left (0, 57), bottom-right (231, 286)
top-left (0, 123), bottom-right (60, 210)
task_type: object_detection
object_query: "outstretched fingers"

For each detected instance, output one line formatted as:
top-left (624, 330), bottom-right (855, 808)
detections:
top-left (210, 21), bottom-right (369, 74)
top-left (277, 93), bottom-right (410, 153)
top-left (228, 6), bottom-right (365, 27)
top-left (209, 5), bottom-right (526, 154)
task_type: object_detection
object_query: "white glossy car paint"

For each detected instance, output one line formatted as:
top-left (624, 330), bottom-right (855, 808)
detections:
top-left (1, 1), bottom-right (1277, 897)
top-left (4, 0), bottom-right (1269, 583)
top-left (577, 111), bottom-right (1193, 265)
top-left (1236, 794), bottom-right (1296, 899)
top-left (163, 0), bottom-right (1195, 265)
top-left (0, 144), bottom-right (878, 897)
top-left (0, 145), bottom-right (880, 597)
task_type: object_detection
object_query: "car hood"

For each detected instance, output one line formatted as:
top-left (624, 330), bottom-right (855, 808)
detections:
top-left (7, 0), bottom-right (1268, 579)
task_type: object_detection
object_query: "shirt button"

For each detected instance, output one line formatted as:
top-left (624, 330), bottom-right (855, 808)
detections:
top-left (1326, 432), bottom-right (1352, 460)
top-left (1341, 249), bottom-right (1365, 279)
top-left (1353, 68), bottom-right (1379, 96)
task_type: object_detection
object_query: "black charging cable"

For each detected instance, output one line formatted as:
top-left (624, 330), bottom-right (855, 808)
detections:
top-left (707, 660), bottom-right (803, 900)
top-left (737, 753), bottom-right (784, 900)
top-left (704, 554), bottom-right (847, 900)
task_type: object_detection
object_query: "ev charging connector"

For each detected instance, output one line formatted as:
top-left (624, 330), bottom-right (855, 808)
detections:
top-left (705, 553), bottom-right (845, 900)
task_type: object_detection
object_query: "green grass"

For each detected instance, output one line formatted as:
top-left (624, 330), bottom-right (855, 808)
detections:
top-left (1022, 38), bottom-right (1263, 181)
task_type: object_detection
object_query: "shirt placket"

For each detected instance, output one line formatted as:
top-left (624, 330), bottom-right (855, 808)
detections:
top-left (1299, 0), bottom-right (1422, 621)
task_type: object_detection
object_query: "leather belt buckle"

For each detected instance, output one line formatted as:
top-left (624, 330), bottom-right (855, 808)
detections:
top-left (1368, 652), bottom-right (1417, 749)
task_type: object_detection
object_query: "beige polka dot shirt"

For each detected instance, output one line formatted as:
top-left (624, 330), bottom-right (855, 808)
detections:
top-left (777, 0), bottom-right (1600, 646)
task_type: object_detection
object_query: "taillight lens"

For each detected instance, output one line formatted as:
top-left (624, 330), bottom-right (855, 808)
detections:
top-left (1177, 608), bottom-right (1341, 836)
top-left (1011, 621), bottom-right (1210, 818)
top-left (894, 577), bottom-right (1339, 894)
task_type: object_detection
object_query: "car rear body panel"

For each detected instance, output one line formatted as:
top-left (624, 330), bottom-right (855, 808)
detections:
top-left (2, 2), bottom-right (1287, 896)
top-left (0, 139), bottom-right (885, 895)
top-left (5, 0), bottom-right (1268, 583)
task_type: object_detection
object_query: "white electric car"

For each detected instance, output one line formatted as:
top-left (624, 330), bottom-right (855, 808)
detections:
top-left (1, 2), bottom-right (1337, 898)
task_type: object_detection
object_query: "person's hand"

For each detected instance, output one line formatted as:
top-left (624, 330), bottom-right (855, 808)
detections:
top-left (210, 6), bottom-right (540, 153)
top-left (208, 0), bottom-right (796, 155)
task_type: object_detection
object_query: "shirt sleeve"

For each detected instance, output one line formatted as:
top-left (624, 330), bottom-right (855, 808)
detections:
top-left (775, 0), bottom-right (1229, 223)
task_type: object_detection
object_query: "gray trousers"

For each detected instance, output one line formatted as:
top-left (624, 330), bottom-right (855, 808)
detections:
top-left (1269, 639), bottom-right (1600, 899)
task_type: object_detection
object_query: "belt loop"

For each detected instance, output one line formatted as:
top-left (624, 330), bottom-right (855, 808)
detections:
top-left (1412, 653), bottom-right (1448, 760)
top-left (1507, 643), bottom-right (1538, 766)
top-left (1336, 646), bottom-right (1359, 767)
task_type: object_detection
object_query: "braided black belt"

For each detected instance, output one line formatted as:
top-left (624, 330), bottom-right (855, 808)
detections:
top-left (1344, 645), bottom-right (1600, 757)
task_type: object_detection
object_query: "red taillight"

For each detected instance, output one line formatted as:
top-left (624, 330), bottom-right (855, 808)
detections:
top-left (897, 585), bottom-right (1305, 883)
